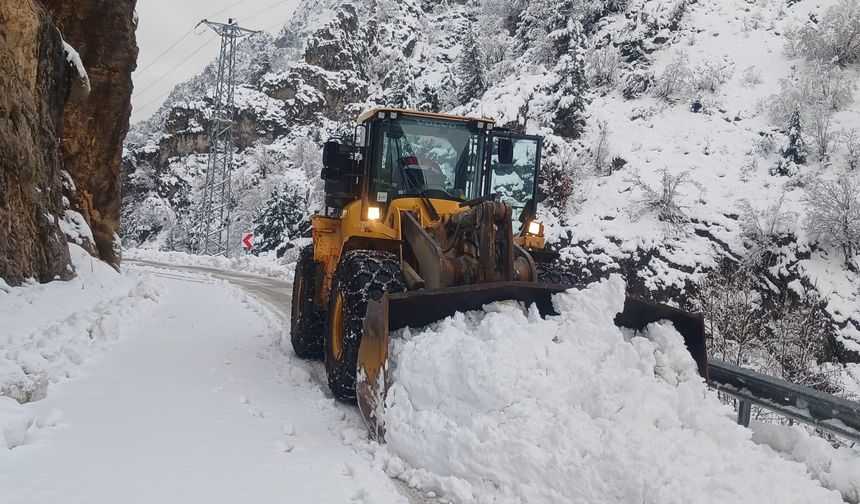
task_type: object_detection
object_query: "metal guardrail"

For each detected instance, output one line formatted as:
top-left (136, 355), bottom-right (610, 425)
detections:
top-left (708, 359), bottom-right (860, 443)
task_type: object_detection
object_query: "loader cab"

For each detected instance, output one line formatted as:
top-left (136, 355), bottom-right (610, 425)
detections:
top-left (320, 108), bottom-right (544, 239)
top-left (364, 111), bottom-right (489, 205)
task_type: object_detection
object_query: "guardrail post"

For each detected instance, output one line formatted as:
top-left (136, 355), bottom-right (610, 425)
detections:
top-left (737, 399), bottom-right (751, 427)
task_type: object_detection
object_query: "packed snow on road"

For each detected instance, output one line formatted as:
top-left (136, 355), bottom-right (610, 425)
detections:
top-left (1, 254), bottom-right (859, 503)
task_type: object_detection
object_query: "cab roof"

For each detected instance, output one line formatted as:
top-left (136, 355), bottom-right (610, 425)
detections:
top-left (356, 107), bottom-right (496, 125)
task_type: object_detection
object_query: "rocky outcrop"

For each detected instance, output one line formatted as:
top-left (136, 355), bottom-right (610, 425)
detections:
top-left (41, 0), bottom-right (138, 267)
top-left (0, 0), bottom-right (73, 285)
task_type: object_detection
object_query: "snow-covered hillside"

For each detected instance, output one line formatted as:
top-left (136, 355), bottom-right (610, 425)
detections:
top-left (122, 0), bottom-right (860, 394)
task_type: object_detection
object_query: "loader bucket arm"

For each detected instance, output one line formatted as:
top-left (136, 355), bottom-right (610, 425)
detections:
top-left (357, 283), bottom-right (708, 441)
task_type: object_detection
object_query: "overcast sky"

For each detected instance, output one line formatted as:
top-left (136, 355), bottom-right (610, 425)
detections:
top-left (131, 0), bottom-right (301, 123)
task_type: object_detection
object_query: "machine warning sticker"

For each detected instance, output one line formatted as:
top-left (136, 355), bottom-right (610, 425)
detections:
top-left (377, 192), bottom-right (388, 202)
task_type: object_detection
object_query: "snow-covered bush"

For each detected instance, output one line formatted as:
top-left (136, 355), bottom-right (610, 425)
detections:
top-left (586, 46), bottom-right (622, 88)
top-left (784, 0), bottom-right (860, 67)
top-left (741, 65), bottom-right (763, 87)
top-left (739, 195), bottom-right (796, 271)
top-left (621, 68), bottom-right (654, 99)
top-left (691, 57), bottom-right (735, 94)
top-left (628, 167), bottom-right (698, 223)
top-left (802, 172), bottom-right (860, 267)
top-left (653, 52), bottom-right (691, 102)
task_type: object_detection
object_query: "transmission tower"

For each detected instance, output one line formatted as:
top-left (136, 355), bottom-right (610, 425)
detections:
top-left (196, 18), bottom-right (257, 257)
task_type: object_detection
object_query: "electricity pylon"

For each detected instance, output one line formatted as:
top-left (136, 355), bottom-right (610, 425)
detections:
top-left (196, 18), bottom-right (257, 257)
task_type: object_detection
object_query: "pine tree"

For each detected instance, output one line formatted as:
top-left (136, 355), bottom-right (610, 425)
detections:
top-left (545, 0), bottom-right (579, 59)
top-left (418, 84), bottom-right (441, 112)
top-left (458, 27), bottom-right (486, 104)
top-left (553, 19), bottom-right (588, 138)
top-left (253, 187), bottom-right (309, 256)
top-left (783, 107), bottom-right (807, 166)
top-left (388, 68), bottom-right (416, 109)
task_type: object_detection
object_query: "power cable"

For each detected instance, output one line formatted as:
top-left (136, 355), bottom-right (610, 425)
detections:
top-left (135, 26), bottom-right (197, 77)
top-left (134, 0), bottom-right (252, 77)
top-left (241, 0), bottom-right (290, 25)
top-left (132, 34), bottom-right (217, 99)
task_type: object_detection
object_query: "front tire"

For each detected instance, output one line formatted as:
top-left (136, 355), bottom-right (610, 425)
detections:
top-left (290, 246), bottom-right (324, 358)
top-left (325, 250), bottom-right (406, 402)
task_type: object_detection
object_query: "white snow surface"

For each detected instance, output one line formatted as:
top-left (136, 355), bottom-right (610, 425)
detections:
top-left (752, 421), bottom-right (860, 503)
top-left (0, 264), bottom-right (407, 503)
top-left (381, 276), bottom-right (844, 504)
top-left (124, 247), bottom-right (296, 281)
top-left (0, 245), bottom-right (159, 405)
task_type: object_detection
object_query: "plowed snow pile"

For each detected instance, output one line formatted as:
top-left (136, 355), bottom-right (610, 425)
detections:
top-left (381, 276), bottom-right (843, 504)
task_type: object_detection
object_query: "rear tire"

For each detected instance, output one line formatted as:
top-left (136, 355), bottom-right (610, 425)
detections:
top-left (290, 246), bottom-right (324, 359)
top-left (325, 250), bottom-right (406, 402)
top-left (537, 261), bottom-right (578, 287)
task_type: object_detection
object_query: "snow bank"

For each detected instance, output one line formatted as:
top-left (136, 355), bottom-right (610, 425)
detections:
top-left (124, 248), bottom-right (295, 281)
top-left (381, 276), bottom-right (843, 504)
top-left (0, 396), bottom-right (34, 450)
top-left (752, 421), bottom-right (860, 503)
top-left (0, 245), bottom-right (160, 407)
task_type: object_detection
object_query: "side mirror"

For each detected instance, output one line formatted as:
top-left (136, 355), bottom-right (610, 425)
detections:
top-left (322, 140), bottom-right (340, 168)
top-left (498, 138), bottom-right (514, 165)
top-left (519, 198), bottom-right (536, 224)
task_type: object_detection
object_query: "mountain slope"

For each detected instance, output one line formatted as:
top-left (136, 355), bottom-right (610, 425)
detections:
top-left (123, 0), bottom-right (860, 393)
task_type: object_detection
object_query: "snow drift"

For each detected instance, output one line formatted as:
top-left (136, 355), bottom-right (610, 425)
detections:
top-left (381, 276), bottom-right (843, 503)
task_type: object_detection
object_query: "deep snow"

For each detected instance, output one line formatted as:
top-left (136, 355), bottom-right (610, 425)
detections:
top-left (380, 277), bottom-right (852, 504)
top-left (2, 258), bottom-right (859, 503)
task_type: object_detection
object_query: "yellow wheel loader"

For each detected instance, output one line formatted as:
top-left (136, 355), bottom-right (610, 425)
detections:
top-left (290, 107), bottom-right (708, 439)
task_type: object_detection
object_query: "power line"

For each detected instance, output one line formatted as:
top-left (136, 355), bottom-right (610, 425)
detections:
top-left (134, 0), bottom-right (253, 78)
top-left (135, 26), bottom-right (200, 77)
top-left (241, 0), bottom-right (290, 25)
top-left (132, 35), bottom-right (218, 99)
top-left (208, 0), bottom-right (254, 20)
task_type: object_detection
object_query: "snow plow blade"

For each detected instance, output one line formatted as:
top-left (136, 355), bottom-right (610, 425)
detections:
top-left (356, 282), bottom-right (708, 441)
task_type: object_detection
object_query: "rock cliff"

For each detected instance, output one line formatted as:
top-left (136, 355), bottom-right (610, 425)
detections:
top-left (0, 0), bottom-right (137, 286)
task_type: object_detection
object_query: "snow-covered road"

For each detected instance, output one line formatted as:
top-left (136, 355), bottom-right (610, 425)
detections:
top-left (0, 263), bottom-right (410, 504)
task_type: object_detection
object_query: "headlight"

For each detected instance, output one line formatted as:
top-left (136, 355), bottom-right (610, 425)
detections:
top-left (527, 221), bottom-right (543, 236)
top-left (367, 206), bottom-right (381, 221)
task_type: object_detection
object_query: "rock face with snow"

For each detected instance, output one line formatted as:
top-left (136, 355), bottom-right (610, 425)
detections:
top-left (0, 0), bottom-right (136, 286)
top-left (41, 0), bottom-right (138, 268)
top-left (0, 0), bottom-right (74, 285)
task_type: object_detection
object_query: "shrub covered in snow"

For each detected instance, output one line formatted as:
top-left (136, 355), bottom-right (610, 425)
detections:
top-left (785, 0), bottom-right (860, 67)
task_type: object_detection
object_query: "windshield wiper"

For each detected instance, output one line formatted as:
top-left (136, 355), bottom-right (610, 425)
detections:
top-left (394, 142), bottom-right (439, 221)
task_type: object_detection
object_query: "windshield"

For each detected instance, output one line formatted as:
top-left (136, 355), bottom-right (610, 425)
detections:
top-left (369, 116), bottom-right (485, 203)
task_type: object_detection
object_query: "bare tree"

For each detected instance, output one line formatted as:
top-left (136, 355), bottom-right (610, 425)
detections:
top-left (693, 265), bottom-right (765, 366)
top-left (844, 128), bottom-right (860, 171)
top-left (805, 105), bottom-right (838, 162)
top-left (593, 119), bottom-right (611, 175)
top-left (785, 0), bottom-right (860, 67)
top-left (802, 172), bottom-right (860, 267)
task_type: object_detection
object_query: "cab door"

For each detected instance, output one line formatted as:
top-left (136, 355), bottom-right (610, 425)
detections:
top-left (486, 133), bottom-right (542, 233)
